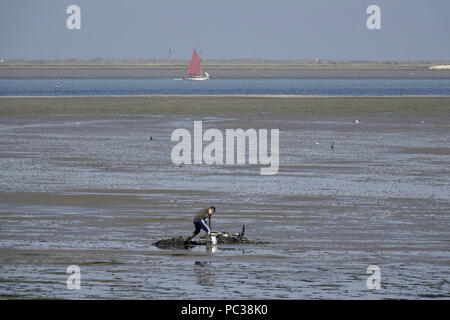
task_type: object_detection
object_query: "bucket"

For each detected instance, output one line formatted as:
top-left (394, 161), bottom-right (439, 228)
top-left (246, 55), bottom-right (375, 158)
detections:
top-left (206, 234), bottom-right (217, 245)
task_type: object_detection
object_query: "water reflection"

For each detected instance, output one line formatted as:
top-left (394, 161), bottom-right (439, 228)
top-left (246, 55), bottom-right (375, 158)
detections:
top-left (194, 261), bottom-right (216, 286)
top-left (206, 244), bottom-right (217, 255)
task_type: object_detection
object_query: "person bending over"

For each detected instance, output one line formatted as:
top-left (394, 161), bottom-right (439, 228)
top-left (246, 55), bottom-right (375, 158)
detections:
top-left (184, 206), bottom-right (215, 243)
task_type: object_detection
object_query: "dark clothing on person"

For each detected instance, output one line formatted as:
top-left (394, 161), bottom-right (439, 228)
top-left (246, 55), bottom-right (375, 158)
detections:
top-left (184, 208), bottom-right (212, 243)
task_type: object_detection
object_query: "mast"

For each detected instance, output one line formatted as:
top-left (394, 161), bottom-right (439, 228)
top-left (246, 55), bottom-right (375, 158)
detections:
top-left (198, 46), bottom-right (202, 74)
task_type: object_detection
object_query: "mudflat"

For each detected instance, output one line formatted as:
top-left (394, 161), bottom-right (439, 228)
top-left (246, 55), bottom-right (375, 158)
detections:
top-left (1, 95), bottom-right (449, 115)
top-left (0, 95), bottom-right (449, 299)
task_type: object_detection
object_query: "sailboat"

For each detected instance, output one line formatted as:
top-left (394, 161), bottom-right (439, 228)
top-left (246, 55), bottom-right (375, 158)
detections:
top-left (183, 49), bottom-right (209, 81)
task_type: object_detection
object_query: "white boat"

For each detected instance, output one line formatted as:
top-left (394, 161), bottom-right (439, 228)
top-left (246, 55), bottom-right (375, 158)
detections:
top-left (183, 49), bottom-right (209, 81)
top-left (186, 72), bottom-right (209, 81)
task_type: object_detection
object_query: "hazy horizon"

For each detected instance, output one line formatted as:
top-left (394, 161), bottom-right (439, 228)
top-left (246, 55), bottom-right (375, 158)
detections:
top-left (1, 0), bottom-right (449, 61)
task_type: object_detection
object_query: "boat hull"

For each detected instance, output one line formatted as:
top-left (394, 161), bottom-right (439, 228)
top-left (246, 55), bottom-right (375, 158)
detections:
top-left (185, 76), bottom-right (209, 81)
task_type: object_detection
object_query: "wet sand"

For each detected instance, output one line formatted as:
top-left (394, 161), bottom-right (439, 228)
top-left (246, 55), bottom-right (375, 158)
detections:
top-left (0, 96), bottom-right (449, 299)
top-left (1, 95), bottom-right (450, 115)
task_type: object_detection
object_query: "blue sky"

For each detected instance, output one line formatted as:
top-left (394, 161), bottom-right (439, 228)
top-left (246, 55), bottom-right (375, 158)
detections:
top-left (1, 0), bottom-right (449, 60)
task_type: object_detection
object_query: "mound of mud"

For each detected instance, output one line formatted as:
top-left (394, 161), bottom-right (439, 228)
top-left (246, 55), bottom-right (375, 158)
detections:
top-left (153, 229), bottom-right (265, 249)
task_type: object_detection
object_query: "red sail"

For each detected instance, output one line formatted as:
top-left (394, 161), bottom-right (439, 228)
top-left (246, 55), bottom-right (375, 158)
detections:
top-left (185, 49), bottom-right (201, 76)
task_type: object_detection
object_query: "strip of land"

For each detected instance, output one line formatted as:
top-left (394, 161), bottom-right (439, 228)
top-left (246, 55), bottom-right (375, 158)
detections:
top-left (1, 60), bottom-right (450, 79)
top-left (0, 95), bottom-right (449, 115)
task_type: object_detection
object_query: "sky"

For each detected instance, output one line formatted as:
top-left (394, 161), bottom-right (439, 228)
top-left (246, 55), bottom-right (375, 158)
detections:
top-left (0, 0), bottom-right (449, 60)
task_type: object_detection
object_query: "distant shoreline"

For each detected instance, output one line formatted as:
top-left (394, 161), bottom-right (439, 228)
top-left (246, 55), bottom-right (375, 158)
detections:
top-left (1, 60), bottom-right (450, 79)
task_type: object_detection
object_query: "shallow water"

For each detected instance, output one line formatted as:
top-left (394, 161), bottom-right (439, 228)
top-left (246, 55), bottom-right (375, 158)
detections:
top-left (0, 113), bottom-right (449, 299)
top-left (1, 78), bottom-right (450, 96)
